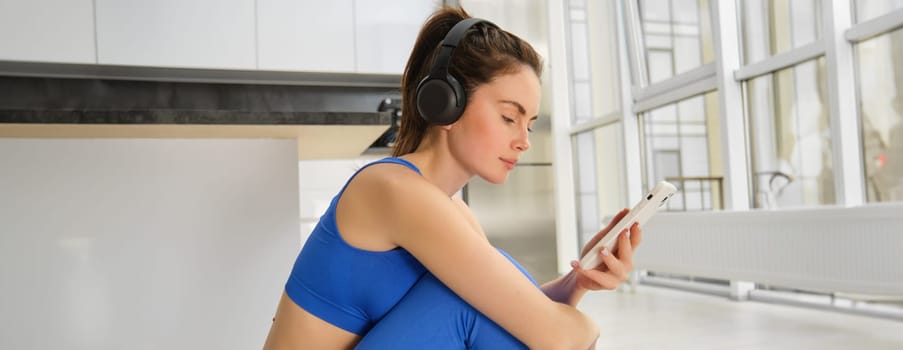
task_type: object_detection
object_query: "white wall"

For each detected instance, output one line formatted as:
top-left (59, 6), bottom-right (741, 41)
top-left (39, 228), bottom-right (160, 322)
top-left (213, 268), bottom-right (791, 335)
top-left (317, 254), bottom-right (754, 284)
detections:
top-left (0, 138), bottom-right (300, 350)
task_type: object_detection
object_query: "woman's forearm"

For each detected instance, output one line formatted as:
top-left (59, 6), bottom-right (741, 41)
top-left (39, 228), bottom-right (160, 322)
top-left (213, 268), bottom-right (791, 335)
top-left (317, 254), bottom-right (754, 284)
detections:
top-left (541, 271), bottom-right (588, 307)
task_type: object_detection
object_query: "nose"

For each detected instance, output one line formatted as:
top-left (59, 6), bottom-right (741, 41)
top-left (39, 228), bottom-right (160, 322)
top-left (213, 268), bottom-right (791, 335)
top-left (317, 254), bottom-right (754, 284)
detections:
top-left (513, 128), bottom-right (530, 152)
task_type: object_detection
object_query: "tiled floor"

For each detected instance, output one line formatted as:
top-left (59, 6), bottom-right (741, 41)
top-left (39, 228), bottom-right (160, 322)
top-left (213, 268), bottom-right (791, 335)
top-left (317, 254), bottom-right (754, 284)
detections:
top-left (579, 284), bottom-right (903, 349)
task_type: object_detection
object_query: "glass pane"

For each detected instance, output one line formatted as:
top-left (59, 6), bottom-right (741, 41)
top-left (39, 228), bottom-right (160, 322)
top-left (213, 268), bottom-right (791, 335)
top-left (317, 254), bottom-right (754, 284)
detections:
top-left (855, 0), bottom-right (903, 23)
top-left (638, 0), bottom-right (715, 83)
top-left (567, 0), bottom-right (622, 124)
top-left (741, 0), bottom-right (821, 65)
top-left (573, 81), bottom-right (593, 123)
top-left (586, 0), bottom-right (622, 118)
top-left (745, 57), bottom-right (834, 209)
top-left (572, 124), bottom-right (627, 251)
top-left (570, 22), bottom-right (590, 80)
top-left (639, 91), bottom-right (723, 211)
top-left (572, 132), bottom-right (599, 248)
top-left (568, 4), bottom-right (591, 126)
top-left (857, 28), bottom-right (903, 202)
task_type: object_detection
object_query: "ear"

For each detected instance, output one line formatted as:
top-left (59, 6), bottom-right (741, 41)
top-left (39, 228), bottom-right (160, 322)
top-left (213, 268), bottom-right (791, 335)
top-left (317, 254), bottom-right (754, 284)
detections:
top-left (440, 123), bottom-right (454, 131)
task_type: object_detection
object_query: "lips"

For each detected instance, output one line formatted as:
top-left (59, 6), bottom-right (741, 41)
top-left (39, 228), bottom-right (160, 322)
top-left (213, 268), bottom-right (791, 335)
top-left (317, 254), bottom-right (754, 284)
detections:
top-left (500, 157), bottom-right (517, 169)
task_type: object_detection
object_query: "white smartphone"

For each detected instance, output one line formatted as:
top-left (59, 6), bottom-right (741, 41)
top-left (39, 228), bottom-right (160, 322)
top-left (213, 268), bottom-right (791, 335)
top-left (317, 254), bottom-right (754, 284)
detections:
top-left (579, 181), bottom-right (678, 270)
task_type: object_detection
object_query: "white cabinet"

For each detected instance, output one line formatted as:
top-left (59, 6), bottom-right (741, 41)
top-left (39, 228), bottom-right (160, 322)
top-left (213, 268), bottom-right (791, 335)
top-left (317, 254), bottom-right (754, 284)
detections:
top-left (0, 0), bottom-right (95, 64)
top-left (95, 0), bottom-right (256, 69)
top-left (1, 0), bottom-right (439, 75)
top-left (260, 0), bottom-right (441, 75)
top-left (353, 0), bottom-right (440, 74)
top-left (257, 0), bottom-right (355, 72)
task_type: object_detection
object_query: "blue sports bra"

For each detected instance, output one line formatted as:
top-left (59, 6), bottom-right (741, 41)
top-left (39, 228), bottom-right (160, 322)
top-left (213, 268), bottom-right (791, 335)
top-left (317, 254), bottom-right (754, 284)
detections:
top-left (285, 157), bottom-right (427, 334)
top-left (284, 157), bottom-right (538, 335)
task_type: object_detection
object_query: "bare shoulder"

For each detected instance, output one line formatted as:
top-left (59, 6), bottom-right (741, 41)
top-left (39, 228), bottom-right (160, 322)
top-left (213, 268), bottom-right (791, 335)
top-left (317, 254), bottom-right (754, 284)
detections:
top-left (345, 162), bottom-right (448, 207)
top-left (336, 162), bottom-right (444, 250)
top-left (351, 161), bottom-right (425, 188)
top-left (344, 162), bottom-right (437, 205)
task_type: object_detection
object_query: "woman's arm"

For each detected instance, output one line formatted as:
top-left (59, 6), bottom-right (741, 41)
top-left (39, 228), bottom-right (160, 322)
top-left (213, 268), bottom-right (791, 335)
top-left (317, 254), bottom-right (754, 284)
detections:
top-left (358, 167), bottom-right (597, 350)
top-left (542, 209), bottom-right (643, 306)
top-left (449, 198), bottom-right (642, 306)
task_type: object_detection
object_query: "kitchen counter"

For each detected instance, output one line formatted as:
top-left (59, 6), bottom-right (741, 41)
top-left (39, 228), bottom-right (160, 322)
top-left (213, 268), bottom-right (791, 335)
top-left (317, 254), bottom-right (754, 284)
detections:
top-left (0, 110), bottom-right (393, 159)
top-left (0, 72), bottom-right (397, 159)
top-left (0, 109), bottom-right (391, 125)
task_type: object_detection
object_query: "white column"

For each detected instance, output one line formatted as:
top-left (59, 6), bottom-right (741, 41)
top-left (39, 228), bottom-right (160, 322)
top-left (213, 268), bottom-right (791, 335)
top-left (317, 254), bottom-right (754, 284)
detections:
top-left (710, 0), bottom-right (750, 210)
top-left (823, 0), bottom-right (865, 207)
top-left (615, 0), bottom-right (642, 205)
top-left (547, 0), bottom-right (580, 274)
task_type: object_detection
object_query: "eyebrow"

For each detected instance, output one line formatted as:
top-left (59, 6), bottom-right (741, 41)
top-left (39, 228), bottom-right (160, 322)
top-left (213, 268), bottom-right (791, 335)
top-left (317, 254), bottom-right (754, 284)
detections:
top-left (499, 100), bottom-right (539, 120)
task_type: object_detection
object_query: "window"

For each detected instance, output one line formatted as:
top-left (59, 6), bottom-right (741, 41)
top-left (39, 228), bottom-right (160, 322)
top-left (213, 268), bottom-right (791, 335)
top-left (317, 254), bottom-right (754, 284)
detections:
top-left (854, 0), bottom-right (903, 23)
top-left (567, 0), bottom-right (629, 250)
top-left (638, 0), bottom-right (715, 83)
top-left (567, 0), bottom-right (622, 124)
top-left (573, 124), bottom-right (626, 250)
top-left (639, 91), bottom-right (723, 211)
top-left (740, 0), bottom-right (822, 64)
top-left (745, 58), bottom-right (834, 208)
top-left (552, 0), bottom-right (903, 318)
top-left (857, 28), bottom-right (903, 202)
top-left (568, 2), bottom-right (593, 124)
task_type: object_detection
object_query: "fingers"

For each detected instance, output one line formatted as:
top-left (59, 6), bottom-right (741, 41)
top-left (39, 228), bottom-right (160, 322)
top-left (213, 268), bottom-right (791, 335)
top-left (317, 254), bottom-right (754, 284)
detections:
top-left (604, 208), bottom-right (630, 231)
top-left (572, 246), bottom-right (631, 290)
top-left (629, 221), bottom-right (643, 249)
top-left (573, 220), bottom-right (642, 291)
top-left (600, 241), bottom-right (631, 279)
top-left (615, 223), bottom-right (640, 264)
top-left (570, 260), bottom-right (623, 290)
top-left (580, 208), bottom-right (631, 258)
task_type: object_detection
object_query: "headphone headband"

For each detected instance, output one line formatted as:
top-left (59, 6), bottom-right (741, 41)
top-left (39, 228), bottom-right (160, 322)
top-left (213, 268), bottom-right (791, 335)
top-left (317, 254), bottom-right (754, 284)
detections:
top-left (427, 18), bottom-right (498, 81)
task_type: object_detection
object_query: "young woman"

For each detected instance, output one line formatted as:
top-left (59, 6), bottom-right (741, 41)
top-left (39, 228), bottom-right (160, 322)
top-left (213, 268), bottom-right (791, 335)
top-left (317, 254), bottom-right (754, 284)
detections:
top-left (263, 6), bottom-right (641, 349)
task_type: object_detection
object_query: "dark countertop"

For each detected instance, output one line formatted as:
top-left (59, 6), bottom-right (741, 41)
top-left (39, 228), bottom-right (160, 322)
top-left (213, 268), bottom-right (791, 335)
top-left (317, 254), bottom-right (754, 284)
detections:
top-left (0, 110), bottom-right (392, 126)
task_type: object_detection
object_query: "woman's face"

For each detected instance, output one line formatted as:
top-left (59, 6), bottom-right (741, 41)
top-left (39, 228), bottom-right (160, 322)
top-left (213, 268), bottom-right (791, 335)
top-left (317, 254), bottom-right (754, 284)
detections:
top-left (446, 65), bottom-right (541, 184)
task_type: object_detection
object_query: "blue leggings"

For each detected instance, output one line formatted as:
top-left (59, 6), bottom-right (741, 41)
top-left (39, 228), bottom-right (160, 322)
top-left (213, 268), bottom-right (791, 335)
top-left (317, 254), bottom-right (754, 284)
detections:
top-left (355, 250), bottom-right (534, 349)
top-left (355, 273), bottom-right (527, 349)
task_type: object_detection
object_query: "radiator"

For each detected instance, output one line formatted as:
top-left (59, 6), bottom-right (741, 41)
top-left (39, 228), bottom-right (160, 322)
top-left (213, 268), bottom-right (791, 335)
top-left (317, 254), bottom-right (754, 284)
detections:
top-left (635, 203), bottom-right (903, 295)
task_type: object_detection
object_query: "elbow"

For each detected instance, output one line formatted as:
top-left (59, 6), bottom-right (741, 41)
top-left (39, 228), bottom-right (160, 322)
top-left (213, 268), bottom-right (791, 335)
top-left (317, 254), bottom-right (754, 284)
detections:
top-left (568, 327), bottom-right (600, 350)
top-left (533, 318), bottom-right (599, 350)
top-left (535, 335), bottom-right (598, 350)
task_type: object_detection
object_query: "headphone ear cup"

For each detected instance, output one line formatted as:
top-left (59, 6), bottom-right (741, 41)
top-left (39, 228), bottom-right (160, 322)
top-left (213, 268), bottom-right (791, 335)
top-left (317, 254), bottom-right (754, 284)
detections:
top-left (416, 75), bottom-right (466, 125)
top-left (445, 74), bottom-right (466, 124)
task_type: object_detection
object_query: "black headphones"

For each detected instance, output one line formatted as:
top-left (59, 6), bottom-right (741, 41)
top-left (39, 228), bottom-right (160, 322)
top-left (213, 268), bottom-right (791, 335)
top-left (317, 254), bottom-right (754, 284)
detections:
top-left (415, 17), bottom-right (498, 125)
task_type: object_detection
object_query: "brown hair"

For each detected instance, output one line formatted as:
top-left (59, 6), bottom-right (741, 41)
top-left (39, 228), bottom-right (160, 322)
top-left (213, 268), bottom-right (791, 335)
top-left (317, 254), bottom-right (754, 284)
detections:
top-left (391, 6), bottom-right (543, 157)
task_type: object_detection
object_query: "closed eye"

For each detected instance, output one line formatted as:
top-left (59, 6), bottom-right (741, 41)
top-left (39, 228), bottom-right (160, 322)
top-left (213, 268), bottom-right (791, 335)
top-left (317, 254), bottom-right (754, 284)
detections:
top-left (504, 116), bottom-right (534, 133)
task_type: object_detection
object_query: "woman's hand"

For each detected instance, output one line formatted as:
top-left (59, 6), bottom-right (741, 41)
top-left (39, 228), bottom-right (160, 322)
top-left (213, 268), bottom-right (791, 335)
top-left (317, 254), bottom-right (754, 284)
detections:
top-left (569, 208), bottom-right (643, 291)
